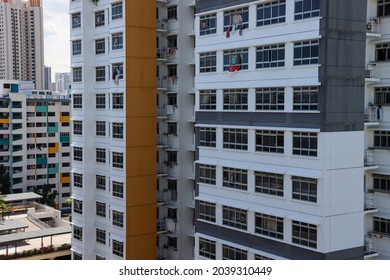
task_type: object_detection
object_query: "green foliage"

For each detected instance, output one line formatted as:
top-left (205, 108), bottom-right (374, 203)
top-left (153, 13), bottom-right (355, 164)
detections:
top-left (0, 192), bottom-right (10, 220)
top-left (34, 184), bottom-right (58, 208)
top-left (0, 165), bottom-right (11, 195)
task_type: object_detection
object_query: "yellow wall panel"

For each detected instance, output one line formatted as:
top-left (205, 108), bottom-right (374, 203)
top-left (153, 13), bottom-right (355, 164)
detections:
top-left (48, 143), bottom-right (59, 153)
top-left (0, 118), bottom-right (10, 124)
top-left (126, 204), bottom-right (156, 236)
top-left (126, 57), bottom-right (156, 88)
top-left (125, 0), bottom-right (156, 29)
top-left (126, 146), bottom-right (156, 177)
top-left (125, 175), bottom-right (156, 206)
top-left (125, 27), bottom-right (156, 58)
top-left (125, 88), bottom-right (156, 118)
top-left (60, 115), bottom-right (70, 123)
top-left (126, 234), bottom-right (156, 260)
top-left (126, 117), bottom-right (156, 147)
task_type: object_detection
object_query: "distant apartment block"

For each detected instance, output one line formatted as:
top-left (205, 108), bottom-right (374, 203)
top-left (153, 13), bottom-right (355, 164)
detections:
top-left (0, 80), bottom-right (71, 211)
top-left (55, 73), bottom-right (71, 94)
top-left (0, 0), bottom-right (45, 89)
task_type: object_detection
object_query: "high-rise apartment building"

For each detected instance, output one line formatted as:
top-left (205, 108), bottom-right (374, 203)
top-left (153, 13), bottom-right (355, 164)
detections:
top-left (0, 80), bottom-right (71, 210)
top-left (55, 72), bottom-right (71, 94)
top-left (194, 0), bottom-right (370, 260)
top-left (70, 0), bottom-right (197, 260)
top-left (44, 65), bottom-right (51, 90)
top-left (0, 0), bottom-right (44, 89)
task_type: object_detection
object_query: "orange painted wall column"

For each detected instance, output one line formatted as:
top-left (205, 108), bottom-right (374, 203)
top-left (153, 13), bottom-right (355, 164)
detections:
top-left (125, 0), bottom-right (157, 260)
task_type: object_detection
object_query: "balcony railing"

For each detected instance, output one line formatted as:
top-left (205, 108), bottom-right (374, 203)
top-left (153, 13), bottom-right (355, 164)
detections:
top-left (365, 62), bottom-right (379, 80)
top-left (364, 192), bottom-right (376, 211)
top-left (366, 17), bottom-right (380, 35)
top-left (365, 106), bottom-right (382, 122)
top-left (364, 149), bottom-right (375, 167)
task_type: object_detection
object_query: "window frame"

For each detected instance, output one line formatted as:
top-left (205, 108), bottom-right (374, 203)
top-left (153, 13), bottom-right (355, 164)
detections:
top-left (255, 130), bottom-right (284, 154)
top-left (199, 52), bottom-right (217, 73)
top-left (257, 0), bottom-right (286, 27)
top-left (96, 201), bottom-right (106, 217)
top-left (292, 176), bottom-right (318, 203)
top-left (112, 240), bottom-right (124, 258)
top-left (96, 175), bottom-right (106, 191)
top-left (73, 120), bottom-right (82, 135)
top-left (198, 201), bottom-right (216, 222)
top-left (200, 14), bottom-right (217, 36)
top-left (222, 206), bottom-right (247, 230)
top-left (96, 228), bottom-right (106, 244)
top-left (293, 40), bottom-right (319, 66)
top-left (112, 93), bottom-right (124, 109)
top-left (255, 212), bottom-right (284, 240)
top-left (112, 122), bottom-right (124, 139)
top-left (71, 12), bottom-right (81, 29)
top-left (198, 164), bottom-right (216, 185)
top-left (96, 148), bottom-right (106, 163)
top-left (72, 40), bottom-right (82, 56)
top-left (223, 128), bottom-right (248, 150)
top-left (95, 38), bottom-right (106, 55)
top-left (294, 0), bottom-right (320, 20)
top-left (256, 44), bottom-right (285, 68)
top-left (95, 10), bottom-right (105, 27)
top-left (223, 48), bottom-right (249, 71)
top-left (73, 147), bottom-right (83, 162)
top-left (223, 89), bottom-right (248, 110)
top-left (96, 94), bottom-right (106, 109)
top-left (292, 220), bottom-right (317, 248)
top-left (255, 171), bottom-right (284, 197)
top-left (292, 132), bottom-right (318, 157)
top-left (199, 238), bottom-right (216, 259)
top-left (199, 90), bottom-right (217, 110)
top-left (112, 210), bottom-right (124, 228)
top-left (95, 66), bottom-right (106, 82)
top-left (112, 32), bottom-right (124, 50)
top-left (112, 152), bottom-right (124, 169)
top-left (111, 2), bottom-right (123, 20)
top-left (222, 244), bottom-right (247, 260)
top-left (73, 172), bottom-right (83, 188)
top-left (223, 167), bottom-right (248, 191)
top-left (73, 225), bottom-right (83, 241)
top-left (199, 127), bottom-right (216, 147)
top-left (293, 86), bottom-right (319, 111)
top-left (256, 87), bottom-right (285, 111)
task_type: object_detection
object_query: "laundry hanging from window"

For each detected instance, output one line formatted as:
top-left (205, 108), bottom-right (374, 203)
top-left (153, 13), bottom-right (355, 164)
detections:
top-left (112, 66), bottom-right (121, 85)
top-left (229, 54), bottom-right (243, 72)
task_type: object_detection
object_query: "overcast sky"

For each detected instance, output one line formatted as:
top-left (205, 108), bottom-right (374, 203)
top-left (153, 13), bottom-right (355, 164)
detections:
top-left (43, 0), bottom-right (70, 79)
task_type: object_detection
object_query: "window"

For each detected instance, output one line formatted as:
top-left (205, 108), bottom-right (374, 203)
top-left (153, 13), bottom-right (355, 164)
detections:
top-left (255, 130), bottom-right (284, 153)
top-left (373, 174), bottom-right (390, 192)
top-left (223, 89), bottom-right (248, 110)
top-left (96, 175), bottom-right (106, 190)
top-left (72, 67), bottom-right (82, 82)
top-left (223, 128), bottom-right (248, 150)
top-left (112, 152), bottom-right (124, 168)
top-left (199, 127), bottom-right (216, 147)
top-left (112, 93), bottom-right (124, 109)
top-left (112, 181), bottom-right (124, 198)
top-left (72, 13), bottom-right (81, 29)
top-left (292, 132), bottom-right (318, 156)
top-left (73, 225), bottom-right (82, 241)
top-left (374, 130), bottom-right (390, 148)
top-left (255, 171), bottom-right (284, 197)
top-left (293, 40), bottom-right (319, 66)
top-left (95, 10), bottom-right (105, 27)
top-left (96, 148), bottom-right (106, 163)
top-left (96, 228), bottom-right (106, 244)
top-left (96, 94), bottom-right (106, 109)
top-left (167, 236), bottom-right (177, 249)
top-left (167, 151), bottom-right (177, 164)
top-left (256, 88), bottom-right (284, 110)
top-left (292, 221), bottom-right (317, 248)
top-left (292, 176), bottom-right (317, 202)
top-left (257, 0), bottom-right (286, 26)
top-left (112, 32), bottom-right (123, 50)
top-left (112, 63), bottom-right (124, 80)
top-left (73, 147), bottom-right (83, 161)
top-left (73, 173), bottom-right (83, 188)
top-left (199, 238), bottom-right (216, 259)
top-left (375, 87), bottom-right (390, 105)
top-left (256, 44), bottom-right (285, 68)
top-left (112, 2), bottom-right (123, 20)
top-left (255, 254), bottom-right (273, 260)
top-left (373, 216), bottom-right (390, 235)
top-left (167, 6), bottom-right (177, 20)
top-left (222, 245), bottom-right (247, 260)
top-left (223, 48), bottom-right (249, 71)
top-left (112, 123), bottom-right (124, 139)
top-left (72, 40), bottom-right (81, 55)
top-left (167, 93), bottom-right (177, 107)
top-left (96, 66), bottom-right (106, 82)
top-left (167, 122), bottom-right (177, 135)
top-left (199, 52), bottom-right (216, 73)
top-left (376, 43), bottom-right (390, 61)
top-left (113, 240), bottom-right (124, 258)
top-left (223, 8), bottom-right (249, 31)
top-left (96, 201), bottom-right (106, 217)
top-left (95, 38), bottom-right (105, 55)
top-left (199, 164), bottom-right (216, 185)
top-left (168, 208), bottom-right (177, 220)
top-left (73, 120), bottom-right (82, 135)
top-left (293, 86), bottom-right (319, 110)
top-left (198, 201), bottom-right (216, 222)
top-left (96, 121), bottom-right (106, 136)
top-left (294, 0), bottom-right (320, 20)
top-left (255, 213), bottom-right (284, 239)
top-left (73, 199), bottom-right (83, 215)
top-left (200, 14), bottom-right (216, 36)
top-left (199, 90), bottom-right (216, 110)
top-left (223, 167), bottom-right (247, 190)
top-left (112, 210), bottom-right (124, 227)
top-left (73, 252), bottom-right (82, 260)
top-left (222, 206), bottom-right (247, 230)
top-left (379, 0), bottom-right (390, 17)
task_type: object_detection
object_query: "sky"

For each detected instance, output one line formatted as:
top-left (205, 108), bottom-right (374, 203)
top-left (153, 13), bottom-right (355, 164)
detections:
top-left (42, 0), bottom-right (70, 79)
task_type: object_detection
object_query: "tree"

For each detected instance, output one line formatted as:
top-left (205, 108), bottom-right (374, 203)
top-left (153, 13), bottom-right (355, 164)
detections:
top-left (35, 184), bottom-right (58, 208)
top-left (0, 193), bottom-right (10, 221)
top-left (0, 165), bottom-right (11, 195)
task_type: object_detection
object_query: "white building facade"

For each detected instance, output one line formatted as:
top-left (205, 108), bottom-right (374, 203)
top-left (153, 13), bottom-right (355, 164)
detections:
top-left (194, 0), bottom-right (368, 260)
top-left (0, 0), bottom-right (44, 89)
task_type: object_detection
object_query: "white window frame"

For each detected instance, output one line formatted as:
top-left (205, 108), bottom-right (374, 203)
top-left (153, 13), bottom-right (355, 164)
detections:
top-left (223, 167), bottom-right (248, 190)
top-left (222, 206), bottom-right (247, 230)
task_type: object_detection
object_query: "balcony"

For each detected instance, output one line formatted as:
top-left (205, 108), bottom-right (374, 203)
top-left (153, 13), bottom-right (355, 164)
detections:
top-left (364, 191), bottom-right (378, 213)
top-left (157, 219), bottom-right (168, 234)
top-left (157, 105), bottom-right (174, 119)
top-left (157, 191), bottom-right (168, 206)
top-left (366, 18), bottom-right (381, 39)
top-left (157, 19), bottom-right (167, 32)
top-left (364, 106), bottom-right (382, 125)
top-left (157, 78), bottom-right (168, 91)
top-left (365, 62), bottom-right (380, 83)
top-left (157, 48), bottom-right (168, 61)
top-left (364, 234), bottom-right (379, 259)
top-left (157, 135), bottom-right (168, 148)
top-left (157, 163), bottom-right (168, 177)
top-left (364, 149), bottom-right (377, 170)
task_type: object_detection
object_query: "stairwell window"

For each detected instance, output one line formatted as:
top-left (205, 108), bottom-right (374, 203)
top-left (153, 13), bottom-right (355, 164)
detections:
top-left (292, 176), bottom-right (317, 203)
top-left (294, 0), bottom-right (320, 20)
top-left (222, 245), bottom-right (247, 260)
top-left (293, 40), bottom-right (319, 66)
top-left (111, 2), bottom-right (123, 20)
top-left (256, 88), bottom-right (284, 110)
top-left (199, 238), bottom-right (216, 259)
top-left (378, 0), bottom-right (390, 17)
top-left (292, 132), bottom-right (318, 157)
top-left (199, 52), bottom-right (217, 73)
top-left (292, 221), bottom-right (317, 248)
top-left (293, 86), bottom-right (319, 110)
top-left (200, 14), bottom-right (217, 36)
top-left (198, 201), bottom-right (216, 222)
top-left (257, 0), bottom-right (286, 26)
